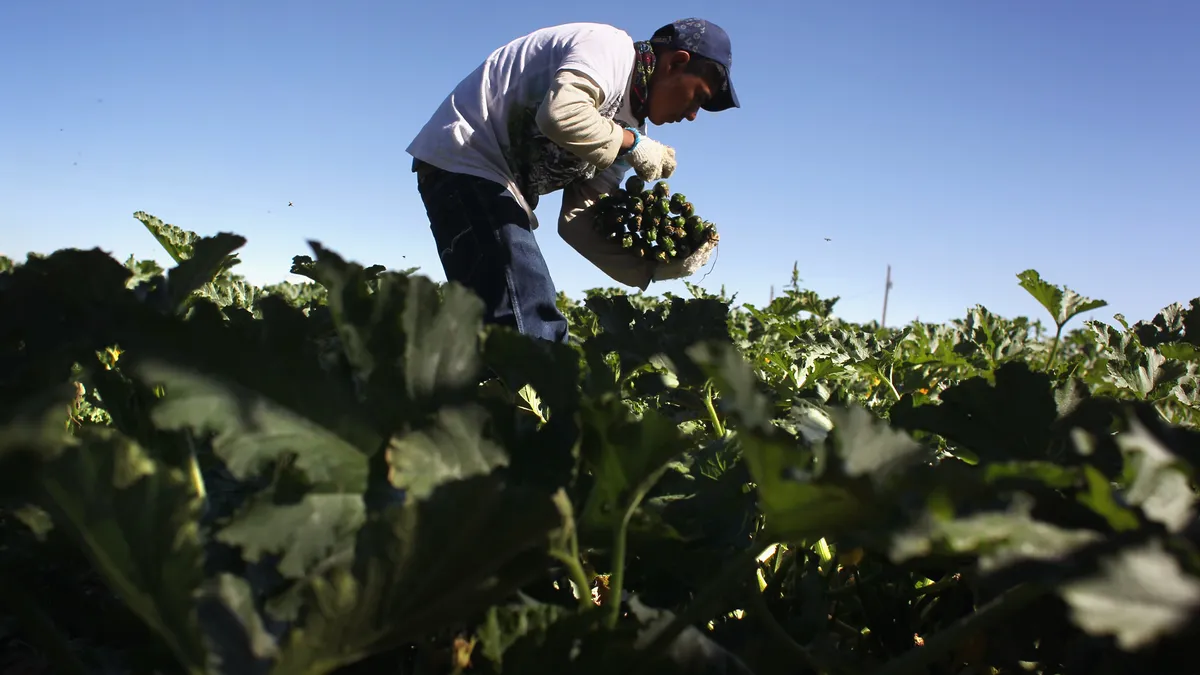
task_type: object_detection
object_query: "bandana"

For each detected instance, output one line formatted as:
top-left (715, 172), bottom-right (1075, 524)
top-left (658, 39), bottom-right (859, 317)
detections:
top-left (630, 40), bottom-right (656, 123)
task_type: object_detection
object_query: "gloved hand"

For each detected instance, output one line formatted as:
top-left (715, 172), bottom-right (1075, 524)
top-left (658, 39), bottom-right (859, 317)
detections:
top-left (651, 232), bottom-right (719, 282)
top-left (627, 136), bottom-right (677, 182)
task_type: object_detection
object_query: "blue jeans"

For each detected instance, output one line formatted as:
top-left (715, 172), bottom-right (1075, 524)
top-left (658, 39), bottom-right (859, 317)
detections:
top-left (415, 160), bottom-right (570, 344)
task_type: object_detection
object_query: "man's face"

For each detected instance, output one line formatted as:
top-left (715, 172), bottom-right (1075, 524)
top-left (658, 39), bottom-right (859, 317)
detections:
top-left (647, 50), bottom-right (716, 126)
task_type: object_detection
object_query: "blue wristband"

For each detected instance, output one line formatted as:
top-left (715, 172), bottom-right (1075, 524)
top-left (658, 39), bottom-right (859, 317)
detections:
top-left (621, 126), bottom-right (641, 155)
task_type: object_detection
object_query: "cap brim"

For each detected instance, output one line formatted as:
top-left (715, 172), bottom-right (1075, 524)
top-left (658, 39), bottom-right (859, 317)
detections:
top-left (702, 78), bottom-right (740, 112)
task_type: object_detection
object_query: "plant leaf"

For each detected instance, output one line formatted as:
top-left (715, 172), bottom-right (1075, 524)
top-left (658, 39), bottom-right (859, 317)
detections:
top-left (136, 360), bottom-right (369, 493)
top-left (1059, 539), bottom-right (1200, 650)
top-left (167, 233), bottom-right (246, 311)
top-left (268, 473), bottom-right (563, 673)
top-left (1017, 269), bottom-right (1107, 328)
top-left (385, 404), bottom-right (509, 501)
top-left (577, 398), bottom-right (693, 535)
top-left (215, 493), bottom-right (365, 579)
top-left (1, 423), bottom-right (208, 673)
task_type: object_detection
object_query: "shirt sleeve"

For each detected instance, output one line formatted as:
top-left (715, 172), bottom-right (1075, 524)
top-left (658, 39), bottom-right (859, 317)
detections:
top-left (536, 68), bottom-right (626, 169)
top-left (556, 25), bottom-right (635, 105)
top-left (557, 162), bottom-right (656, 290)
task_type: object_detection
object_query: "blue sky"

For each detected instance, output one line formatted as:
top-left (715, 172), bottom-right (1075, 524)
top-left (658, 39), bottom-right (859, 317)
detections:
top-left (2, 1), bottom-right (1197, 328)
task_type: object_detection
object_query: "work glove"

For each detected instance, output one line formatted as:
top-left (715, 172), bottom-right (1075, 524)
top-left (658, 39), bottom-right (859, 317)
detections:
top-left (651, 232), bottom-right (719, 282)
top-left (626, 136), bottom-right (677, 182)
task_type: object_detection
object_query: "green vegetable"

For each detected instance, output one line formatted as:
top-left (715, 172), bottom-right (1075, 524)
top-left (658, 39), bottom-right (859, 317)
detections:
top-left (589, 178), bottom-right (719, 262)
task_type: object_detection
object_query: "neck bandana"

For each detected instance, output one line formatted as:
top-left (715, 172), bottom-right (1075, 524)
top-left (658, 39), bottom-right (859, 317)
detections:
top-left (630, 41), bottom-right (656, 122)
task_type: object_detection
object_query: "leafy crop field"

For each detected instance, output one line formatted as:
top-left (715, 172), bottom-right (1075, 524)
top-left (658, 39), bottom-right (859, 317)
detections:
top-left (1, 211), bottom-right (1198, 675)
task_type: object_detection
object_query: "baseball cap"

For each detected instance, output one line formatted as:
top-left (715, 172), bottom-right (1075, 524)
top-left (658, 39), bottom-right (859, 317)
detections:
top-left (649, 18), bottom-right (740, 112)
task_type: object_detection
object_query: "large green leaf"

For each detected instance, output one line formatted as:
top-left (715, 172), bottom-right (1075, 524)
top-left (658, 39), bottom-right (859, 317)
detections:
top-left (889, 361), bottom-right (1064, 464)
top-left (1115, 415), bottom-right (1197, 533)
top-left (401, 276), bottom-right (486, 404)
top-left (1089, 321), bottom-right (1188, 400)
top-left (1059, 538), bottom-right (1200, 651)
top-left (167, 233), bottom-right (247, 312)
top-left (135, 211), bottom-right (202, 265)
top-left (482, 328), bottom-right (584, 492)
top-left (475, 597), bottom-right (574, 672)
top-left (888, 495), bottom-right (1104, 571)
top-left (267, 473), bottom-right (563, 674)
top-left (577, 396), bottom-right (694, 535)
top-left (215, 493), bottom-right (365, 579)
top-left (135, 360), bottom-right (370, 492)
top-left (1131, 298), bottom-right (1200, 348)
top-left (385, 403), bottom-right (509, 501)
top-left (472, 594), bottom-right (757, 675)
top-left (740, 407), bottom-right (927, 543)
top-left (1017, 269), bottom-right (1107, 329)
top-left (296, 244), bottom-right (485, 425)
top-left (583, 293), bottom-right (733, 389)
top-left (194, 573), bottom-right (284, 673)
top-left (0, 407), bottom-right (208, 673)
top-left (826, 405), bottom-right (924, 483)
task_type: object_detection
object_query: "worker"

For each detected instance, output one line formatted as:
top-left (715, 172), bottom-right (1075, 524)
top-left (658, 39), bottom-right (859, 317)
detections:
top-left (406, 18), bottom-right (739, 343)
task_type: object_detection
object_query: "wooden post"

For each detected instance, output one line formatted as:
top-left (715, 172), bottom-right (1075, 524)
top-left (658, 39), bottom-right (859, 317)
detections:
top-left (881, 265), bottom-right (893, 327)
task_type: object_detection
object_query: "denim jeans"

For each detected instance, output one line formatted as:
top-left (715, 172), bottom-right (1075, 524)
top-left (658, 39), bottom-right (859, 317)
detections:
top-left (414, 160), bottom-right (570, 344)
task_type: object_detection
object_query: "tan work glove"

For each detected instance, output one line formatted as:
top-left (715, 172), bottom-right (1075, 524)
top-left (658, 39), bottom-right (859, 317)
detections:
top-left (627, 136), bottom-right (677, 182)
top-left (651, 233), bottom-right (719, 282)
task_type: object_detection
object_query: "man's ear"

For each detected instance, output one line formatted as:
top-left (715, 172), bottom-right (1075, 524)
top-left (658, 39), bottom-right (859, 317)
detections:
top-left (661, 48), bottom-right (691, 72)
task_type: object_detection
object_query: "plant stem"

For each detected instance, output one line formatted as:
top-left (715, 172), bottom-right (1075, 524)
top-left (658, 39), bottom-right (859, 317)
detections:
top-left (605, 512), bottom-right (633, 629)
top-left (869, 582), bottom-right (1049, 675)
top-left (704, 383), bottom-right (726, 438)
top-left (549, 551), bottom-right (596, 611)
top-left (606, 464), bottom-right (680, 629)
top-left (1044, 323), bottom-right (1064, 371)
top-left (885, 364), bottom-right (902, 401)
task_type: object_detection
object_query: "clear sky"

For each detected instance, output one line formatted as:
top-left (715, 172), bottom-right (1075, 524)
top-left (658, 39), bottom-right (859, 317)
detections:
top-left (2, 1), bottom-right (1197, 328)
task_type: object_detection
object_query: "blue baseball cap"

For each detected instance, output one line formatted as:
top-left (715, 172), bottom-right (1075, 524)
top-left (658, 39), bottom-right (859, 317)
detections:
top-left (649, 18), bottom-right (740, 112)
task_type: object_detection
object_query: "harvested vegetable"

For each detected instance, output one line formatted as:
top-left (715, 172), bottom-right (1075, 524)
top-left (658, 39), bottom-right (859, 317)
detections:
top-left (592, 175), bottom-right (719, 263)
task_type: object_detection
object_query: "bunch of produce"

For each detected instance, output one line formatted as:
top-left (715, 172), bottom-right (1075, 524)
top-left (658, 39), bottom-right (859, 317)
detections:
top-left (592, 175), bottom-right (719, 263)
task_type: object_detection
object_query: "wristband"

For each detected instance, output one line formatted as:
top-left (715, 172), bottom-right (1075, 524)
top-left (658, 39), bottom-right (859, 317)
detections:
top-left (619, 126), bottom-right (641, 156)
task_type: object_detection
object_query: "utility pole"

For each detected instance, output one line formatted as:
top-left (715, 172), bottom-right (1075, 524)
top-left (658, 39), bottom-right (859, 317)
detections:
top-left (881, 265), bottom-right (893, 327)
